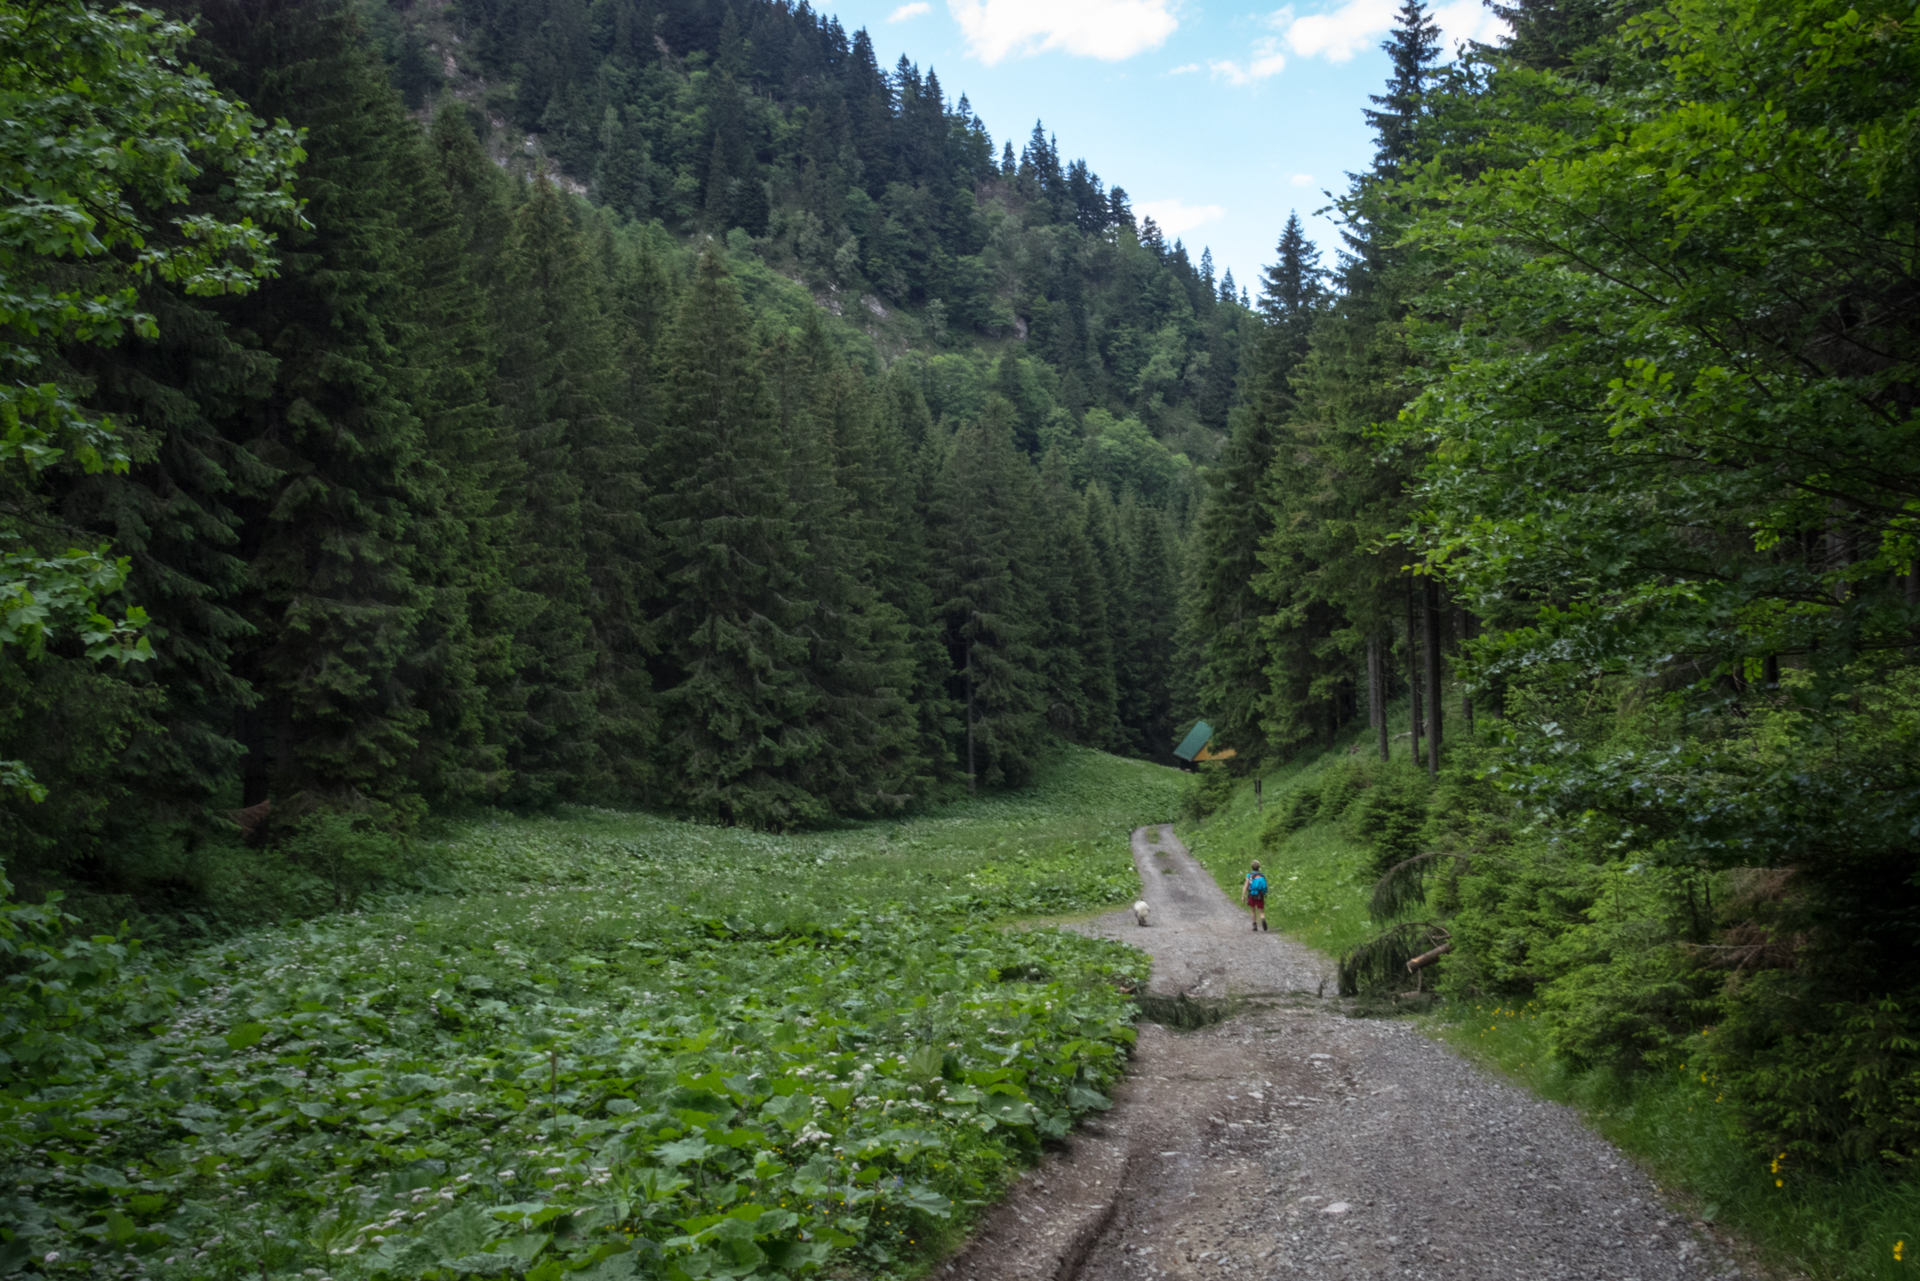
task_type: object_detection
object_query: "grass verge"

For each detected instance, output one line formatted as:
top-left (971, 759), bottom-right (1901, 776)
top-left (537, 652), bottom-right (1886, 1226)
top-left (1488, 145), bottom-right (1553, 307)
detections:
top-left (1436, 1004), bottom-right (1920, 1280)
top-left (1, 747), bottom-right (1182, 1281)
top-left (1173, 729), bottom-right (1391, 962)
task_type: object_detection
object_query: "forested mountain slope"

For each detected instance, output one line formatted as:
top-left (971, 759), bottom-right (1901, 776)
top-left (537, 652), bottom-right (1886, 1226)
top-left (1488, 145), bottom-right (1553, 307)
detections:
top-left (9, 0), bottom-right (1920, 1271)
top-left (370, 0), bottom-right (1250, 461)
top-left (0, 0), bottom-right (1285, 923)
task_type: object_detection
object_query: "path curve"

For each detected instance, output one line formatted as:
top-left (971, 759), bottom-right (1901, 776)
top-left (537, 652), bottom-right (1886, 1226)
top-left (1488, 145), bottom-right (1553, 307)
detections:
top-left (940, 825), bottom-right (1754, 1281)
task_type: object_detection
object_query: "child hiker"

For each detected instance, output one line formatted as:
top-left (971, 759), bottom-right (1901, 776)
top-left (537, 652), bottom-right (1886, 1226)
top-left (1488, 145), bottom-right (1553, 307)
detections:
top-left (1243, 860), bottom-right (1268, 932)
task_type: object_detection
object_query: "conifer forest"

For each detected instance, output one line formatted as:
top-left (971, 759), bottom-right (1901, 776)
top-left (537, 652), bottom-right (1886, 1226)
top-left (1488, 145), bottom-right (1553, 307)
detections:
top-left (3, 0), bottom-right (1920, 1273)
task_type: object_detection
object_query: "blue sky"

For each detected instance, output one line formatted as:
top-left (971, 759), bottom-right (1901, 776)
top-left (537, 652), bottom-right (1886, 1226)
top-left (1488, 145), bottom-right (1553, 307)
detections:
top-left (816, 0), bottom-right (1504, 292)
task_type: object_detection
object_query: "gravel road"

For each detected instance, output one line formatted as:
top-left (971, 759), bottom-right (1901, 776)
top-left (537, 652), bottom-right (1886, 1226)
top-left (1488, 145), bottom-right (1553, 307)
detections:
top-left (939, 825), bottom-right (1762, 1281)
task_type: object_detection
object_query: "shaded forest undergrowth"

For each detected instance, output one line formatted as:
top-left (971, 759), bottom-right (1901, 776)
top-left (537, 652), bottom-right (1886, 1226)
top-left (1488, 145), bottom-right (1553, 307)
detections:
top-left (1176, 718), bottom-right (1920, 1281)
top-left (0, 748), bottom-right (1181, 1279)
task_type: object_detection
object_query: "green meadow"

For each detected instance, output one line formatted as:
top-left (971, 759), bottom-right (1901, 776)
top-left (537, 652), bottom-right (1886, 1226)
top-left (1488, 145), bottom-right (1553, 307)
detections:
top-left (1, 749), bottom-right (1182, 1280)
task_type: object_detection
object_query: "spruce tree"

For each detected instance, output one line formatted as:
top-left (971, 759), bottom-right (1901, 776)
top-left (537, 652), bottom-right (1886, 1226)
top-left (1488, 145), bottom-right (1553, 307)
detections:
top-left (489, 176), bottom-right (604, 804)
top-left (191, 0), bottom-right (476, 823)
top-left (878, 368), bottom-right (961, 783)
top-left (772, 313), bottom-right (920, 811)
top-left (1036, 448), bottom-right (1118, 745)
top-left (1080, 481), bottom-right (1132, 753)
top-left (1489, 0), bottom-right (1634, 70)
top-left (423, 104), bottom-right (539, 796)
top-left (928, 400), bottom-right (1044, 789)
top-left (1116, 492), bottom-right (1181, 759)
top-left (385, 101), bottom-right (518, 807)
top-left (1189, 214), bottom-right (1325, 760)
top-left (1251, 257), bottom-right (1414, 758)
top-left (1033, 448), bottom-right (1089, 737)
top-left (1253, 0), bottom-right (1446, 760)
top-left (1364, 0), bottom-right (1443, 178)
top-left (22, 290), bottom-right (272, 868)
top-left (650, 253), bottom-right (821, 825)
top-left (594, 107), bottom-right (653, 219)
top-left (587, 225), bottom-right (674, 797)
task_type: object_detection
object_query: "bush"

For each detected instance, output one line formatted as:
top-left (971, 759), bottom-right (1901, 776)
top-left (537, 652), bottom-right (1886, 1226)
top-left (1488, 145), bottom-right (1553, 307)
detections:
top-left (1259, 757), bottom-right (1406, 856)
top-left (1315, 758), bottom-right (1372, 826)
top-left (1526, 862), bottom-right (1711, 1069)
top-left (1261, 762), bottom-right (1354, 845)
top-left (1346, 764), bottom-right (1432, 875)
top-left (1706, 977), bottom-right (1920, 1167)
top-left (1179, 762), bottom-right (1234, 822)
top-left (0, 874), bottom-right (176, 1086)
top-left (282, 809), bottom-right (411, 908)
top-left (1259, 782), bottom-right (1320, 847)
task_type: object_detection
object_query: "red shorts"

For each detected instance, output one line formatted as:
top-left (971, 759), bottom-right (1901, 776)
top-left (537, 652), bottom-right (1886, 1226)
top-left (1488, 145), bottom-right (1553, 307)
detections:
top-left (1247, 894), bottom-right (1266, 908)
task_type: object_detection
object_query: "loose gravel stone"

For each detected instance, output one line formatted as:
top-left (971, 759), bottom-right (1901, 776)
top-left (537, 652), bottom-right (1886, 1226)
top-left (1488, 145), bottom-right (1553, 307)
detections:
top-left (940, 826), bottom-right (1771, 1281)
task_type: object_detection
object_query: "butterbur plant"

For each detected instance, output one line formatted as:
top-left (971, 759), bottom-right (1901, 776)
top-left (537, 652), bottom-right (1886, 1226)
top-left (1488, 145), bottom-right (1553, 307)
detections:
top-left (0, 752), bottom-right (1171, 1277)
top-left (0, 873), bottom-right (178, 1086)
top-left (0, 907), bottom-right (1134, 1277)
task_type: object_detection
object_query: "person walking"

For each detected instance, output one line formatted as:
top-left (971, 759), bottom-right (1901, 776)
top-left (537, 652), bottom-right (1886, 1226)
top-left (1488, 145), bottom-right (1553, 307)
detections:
top-left (1243, 861), bottom-right (1268, 932)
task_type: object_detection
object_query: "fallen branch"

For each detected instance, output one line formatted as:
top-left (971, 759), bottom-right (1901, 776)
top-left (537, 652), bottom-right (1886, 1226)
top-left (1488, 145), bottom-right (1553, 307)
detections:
top-left (1406, 942), bottom-right (1452, 973)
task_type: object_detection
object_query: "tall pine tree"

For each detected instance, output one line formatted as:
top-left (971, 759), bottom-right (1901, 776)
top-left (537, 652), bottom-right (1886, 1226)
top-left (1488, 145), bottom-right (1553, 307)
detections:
top-left (191, 0), bottom-right (478, 824)
top-left (1115, 492), bottom-right (1181, 759)
top-left (771, 313), bottom-right (921, 812)
top-left (928, 400), bottom-right (1044, 789)
top-left (489, 176), bottom-right (604, 804)
top-left (1253, 0), bottom-right (1447, 761)
top-left (1188, 213), bottom-right (1326, 761)
top-left (650, 253), bottom-right (821, 825)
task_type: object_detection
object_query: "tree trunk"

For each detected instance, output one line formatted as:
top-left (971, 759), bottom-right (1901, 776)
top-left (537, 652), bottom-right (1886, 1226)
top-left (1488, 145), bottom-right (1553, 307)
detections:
top-left (966, 651), bottom-right (976, 794)
top-left (1368, 633), bottom-right (1388, 761)
top-left (1423, 575), bottom-right (1443, 778)
top-left (1457, 608), bottom-right (1474, 730)
top-left (1908, 563), bottom-right (1918, 655)
top-left (1405, 575), bottom-right (1422, 767)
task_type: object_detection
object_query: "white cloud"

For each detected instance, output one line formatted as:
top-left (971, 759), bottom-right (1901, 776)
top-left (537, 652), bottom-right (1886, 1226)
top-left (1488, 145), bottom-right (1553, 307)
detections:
top-left (888, 1), bottom-right (932, 19)
top-left (1207, 39), bottom-right (1286, 83)
top-left (1169, 61), bottom-right (1201, 73)
top-left (1291, 172), bottom-right (1316, 186)
top-left (1280, 0), bottom-right (1395, 62)
top-left (1135, 198), bottom-right (1225, 235)
top-left (1431, 0), bottom-right (1507, 49)
top-left (947, 0), bottom-right (1178, 64)
top-left (1275, 0), bottom-right (1509, 64)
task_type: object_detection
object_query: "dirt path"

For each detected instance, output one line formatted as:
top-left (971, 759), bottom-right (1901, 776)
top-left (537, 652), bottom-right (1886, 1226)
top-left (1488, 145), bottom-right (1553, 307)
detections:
top-left (939, 825), bottom-right (1754, 1281)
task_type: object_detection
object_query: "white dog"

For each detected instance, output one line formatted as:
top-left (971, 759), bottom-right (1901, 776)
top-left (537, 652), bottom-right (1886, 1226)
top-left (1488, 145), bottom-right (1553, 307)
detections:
top-left (1133, 899), bottom-right (1151, 927)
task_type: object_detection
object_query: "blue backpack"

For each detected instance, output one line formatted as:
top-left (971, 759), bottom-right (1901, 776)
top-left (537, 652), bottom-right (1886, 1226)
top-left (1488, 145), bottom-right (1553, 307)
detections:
top-left (1249, 874), bottom-right (1267, 897)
